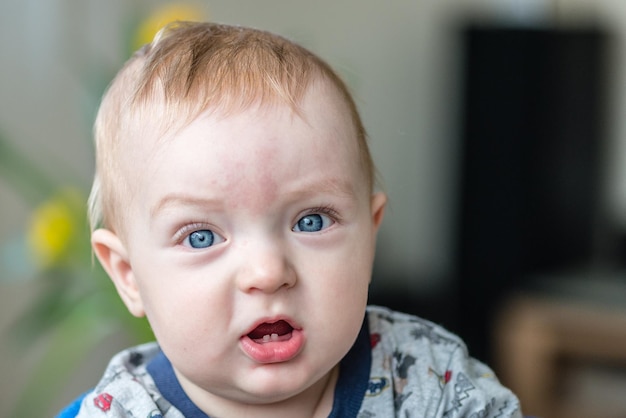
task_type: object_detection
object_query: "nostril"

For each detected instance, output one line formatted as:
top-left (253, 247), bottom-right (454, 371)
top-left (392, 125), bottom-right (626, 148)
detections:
top-left (237, 256), bottom-right (297, 294)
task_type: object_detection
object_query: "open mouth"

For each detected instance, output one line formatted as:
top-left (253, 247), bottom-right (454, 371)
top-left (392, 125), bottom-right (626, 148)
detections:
top-left (247, 320), bottom-right (294, 343)
top-left (240, 319), bottom-right (304, 363)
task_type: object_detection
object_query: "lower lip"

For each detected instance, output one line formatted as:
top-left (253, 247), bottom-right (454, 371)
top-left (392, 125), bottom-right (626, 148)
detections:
top-left (240, 329), bottom-right (305, 363)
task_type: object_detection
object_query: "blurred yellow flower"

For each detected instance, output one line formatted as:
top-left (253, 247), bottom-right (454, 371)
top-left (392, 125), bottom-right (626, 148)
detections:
top-left (27, 189), bottom-right (84, 269)
top-left (132, 3), bottom-right (207, 51)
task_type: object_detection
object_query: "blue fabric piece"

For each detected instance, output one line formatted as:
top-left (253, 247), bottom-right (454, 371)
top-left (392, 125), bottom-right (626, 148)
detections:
top-left (55, 391), bottom-right (89, 418)
top-left (328, 316), bottom-right (370, 417)
top-left (147, 353), bottom-right (209, 418)
top-left (147, 316), bottom-right (371, 417)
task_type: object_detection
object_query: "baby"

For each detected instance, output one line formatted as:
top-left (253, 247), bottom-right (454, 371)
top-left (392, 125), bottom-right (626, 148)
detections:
top-left (59, 22), bottom-right (523, 417)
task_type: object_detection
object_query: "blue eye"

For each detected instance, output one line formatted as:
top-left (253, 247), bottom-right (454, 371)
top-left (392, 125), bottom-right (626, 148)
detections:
top-left (294, 213), bottom-right (332, 233)
top-left (185, 230), bottom-right (215, 248)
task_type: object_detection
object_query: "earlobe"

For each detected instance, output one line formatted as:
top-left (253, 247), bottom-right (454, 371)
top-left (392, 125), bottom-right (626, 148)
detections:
top-left (371, 192), bottom-right (387, 231)
top-left (91, 229), bottom-right (145, 318)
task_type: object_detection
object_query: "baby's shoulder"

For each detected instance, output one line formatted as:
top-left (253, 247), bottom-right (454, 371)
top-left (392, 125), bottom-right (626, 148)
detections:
top-left (73, 342), bottom-right (178, 418)
top-left (363, 306), bottom-right (522, 417)
top-left (366, 305), bottom-right (464, 352)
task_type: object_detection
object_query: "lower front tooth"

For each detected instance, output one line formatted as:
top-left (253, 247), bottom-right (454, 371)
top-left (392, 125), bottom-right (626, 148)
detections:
top-left (263, 335), bottom-right (271, 342)
top-left (271, 333), bottom-right (278, 341)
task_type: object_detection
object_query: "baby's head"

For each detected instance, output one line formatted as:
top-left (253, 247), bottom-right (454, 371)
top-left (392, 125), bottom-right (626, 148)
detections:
top-left (89, 21), bottom-right (376, 236)
top-left (88, 22), bottom-right (386, 416)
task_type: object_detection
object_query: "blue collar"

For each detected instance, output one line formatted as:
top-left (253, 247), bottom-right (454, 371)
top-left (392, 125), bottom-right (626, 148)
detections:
top-left (147, 316), bottom-right (371, 418)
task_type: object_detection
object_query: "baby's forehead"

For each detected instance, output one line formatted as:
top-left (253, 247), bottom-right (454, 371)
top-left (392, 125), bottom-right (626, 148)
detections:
top-left (139, 95), bottom-right (367, 214)
top-left (92, 22), bottom-right (374, 233)
top-left (140, 77), bottom-right (354, 146)
top-left (130, 85), bottom-right (356, 174)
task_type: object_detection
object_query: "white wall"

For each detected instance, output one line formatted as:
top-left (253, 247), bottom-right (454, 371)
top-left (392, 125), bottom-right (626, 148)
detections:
top-left (2, 0), bottom-right (626, 415)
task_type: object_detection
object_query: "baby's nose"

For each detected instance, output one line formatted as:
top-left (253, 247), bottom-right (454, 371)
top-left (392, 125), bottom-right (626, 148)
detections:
top-left (235, 239), bottom-right (296, 294)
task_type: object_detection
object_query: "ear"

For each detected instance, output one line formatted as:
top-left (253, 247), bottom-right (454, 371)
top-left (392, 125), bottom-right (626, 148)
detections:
top-left (91, 229), bottom-right (145, 317)
top-left (371, 192), bottom-right (387, 231)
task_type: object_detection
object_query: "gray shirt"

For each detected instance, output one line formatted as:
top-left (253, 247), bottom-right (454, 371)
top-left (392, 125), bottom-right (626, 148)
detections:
top-left (71, 306), bottom-right (523, 417)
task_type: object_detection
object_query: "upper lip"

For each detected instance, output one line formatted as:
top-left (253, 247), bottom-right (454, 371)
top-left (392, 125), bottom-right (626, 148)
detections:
top-left (242, 315), bottom-right (302, 338)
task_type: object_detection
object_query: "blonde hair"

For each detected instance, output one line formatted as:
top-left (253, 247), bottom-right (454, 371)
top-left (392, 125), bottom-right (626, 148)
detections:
top-left (88, 21), bottom-right (375, 234)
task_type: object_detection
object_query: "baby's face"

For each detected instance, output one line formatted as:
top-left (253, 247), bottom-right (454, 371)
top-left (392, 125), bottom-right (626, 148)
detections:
top-left (112, 81), bottom-right (385, 410)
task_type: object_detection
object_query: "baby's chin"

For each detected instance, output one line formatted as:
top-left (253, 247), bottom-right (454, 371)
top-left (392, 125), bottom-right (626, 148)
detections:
top-left (234, 372), bottom-right (328, 402)
top-left (186, 364), bottom-right (338, 413)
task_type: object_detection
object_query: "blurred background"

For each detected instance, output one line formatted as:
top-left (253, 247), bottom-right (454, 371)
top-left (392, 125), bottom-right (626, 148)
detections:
top-left (2, 0), bottom-right (626, 417)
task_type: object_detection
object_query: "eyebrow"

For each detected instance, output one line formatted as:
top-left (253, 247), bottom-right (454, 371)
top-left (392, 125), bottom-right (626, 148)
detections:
top-left (280, 177), bottom-right (359, 204)
top-left (150, 178), bottom-right (359, 218)
top-left (150, 195), bottom-right (222, 219)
